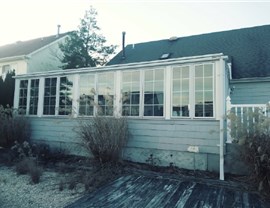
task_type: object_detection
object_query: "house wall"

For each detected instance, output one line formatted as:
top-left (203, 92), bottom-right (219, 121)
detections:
top-left (28, 41), bottom-right (64, 73)
top-left (0, 59), bottom-right (27, 76)
top-left (230, 80), bottom-right (270, 104)
top-left (28, 117), bottom-right (220, 171)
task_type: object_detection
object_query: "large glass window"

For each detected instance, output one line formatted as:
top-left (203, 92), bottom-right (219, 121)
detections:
top-left (29, 79), bottom-right (39, 115)
top-left (19, 80), bottom-right (28, 114)
top-left (172, 66), bottom-right (190, 117)
top-left (195, 64), bottom-right (214, 117)
top-left (59, 76), bottom-right (73, 115)
top-left (122, 71), bottom-right (140, 116)
top-left (144, 69), bottom-right (164, 116)
top-left (97, 72), bottom-right (114, 116)
top-left (79, 74), bottom-right (95, 116)
top-left (43, 77), bottom-right (57, 115)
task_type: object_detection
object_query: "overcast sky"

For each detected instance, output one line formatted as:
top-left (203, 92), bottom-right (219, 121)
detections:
top-left (1, 0), bottom-right (270, 52)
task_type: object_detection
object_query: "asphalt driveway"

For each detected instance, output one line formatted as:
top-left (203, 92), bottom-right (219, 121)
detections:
top-left (66, 174), bottom-right (269, 208)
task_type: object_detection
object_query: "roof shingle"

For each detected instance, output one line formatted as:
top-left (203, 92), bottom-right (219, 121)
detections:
top-left (0, 33), bottom-right (69, 60)
top-left (108, 25), bottom-right (270, 79)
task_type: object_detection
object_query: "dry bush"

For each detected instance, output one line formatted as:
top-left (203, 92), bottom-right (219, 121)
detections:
top-left (0, 105), bottom-right (30, 148)
top-left (15, 157), bottom-right (43, 184)
top-left (78, 116), bottom-right (129, 163)
top-left (228, 105), bottom-right (270, 195)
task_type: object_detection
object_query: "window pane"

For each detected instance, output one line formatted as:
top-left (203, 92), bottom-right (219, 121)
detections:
top-left (173, 67), bottom-right (181, 78)
top-left (43, 77), bottom-right (57, 115)
top-left (145, 70), bottom-right (153, 81)
top-left (204, 77), bottom-right (213, 90)
top-left (182, 67), bottom-right (189, 78)
top-left (195, 78), bottom-right (203, 91)
top-left (204, 64), bottom-right (213, 77)
top-left (155, 81), bottom-right (163, 91)
top-left (144, 106), bottom-right (153, 116)
top-left (29, 79), bottom-right (39, 115)
top-left (79, 74), bottom-right (95, 116)
top-left (172, 66), bottom-right (190, 117)
top-left (182, 79), bottom-right (189, 91)
top-left (144, 94), bottom-right (153, 104)
top-left (173, 80), bottom-right (180, 91)
top-left (154, 93), bottom-right (163, 104)
top-left (121, 70), bottom-right (140, 116)
top-left (18, 80), bottom-right (28, 114)
top-left (144, 82), bottom-right (153, 92)
top-left (194, 63), bottom-right (214, 117)
top-left (59, 76), bottom-right (73, 115)
top-left (97, 72), bottom-right (115, 116)
top-left (155, 69), bottom-right (164, 81)
top-left (144, 69), bottom-right (164, 117)
top-left (195, 65), bottom-right (203, 77)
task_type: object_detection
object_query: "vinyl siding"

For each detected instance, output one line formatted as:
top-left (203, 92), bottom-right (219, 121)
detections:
top-left (230, 81), bottom-right (270, 104)
top-left (29, 117), bottom-right (220, 155)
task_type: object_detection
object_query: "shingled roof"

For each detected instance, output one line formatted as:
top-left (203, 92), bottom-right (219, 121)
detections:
top-left (108, 25), bottom-right (270, 79)
top-left (0, 32), bottom-right (69, 60)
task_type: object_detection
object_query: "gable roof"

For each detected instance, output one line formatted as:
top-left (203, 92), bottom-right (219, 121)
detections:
top-left (108, 25), bottom-right (270, 79)
top-left (0, 32), bottom-right (69, 60)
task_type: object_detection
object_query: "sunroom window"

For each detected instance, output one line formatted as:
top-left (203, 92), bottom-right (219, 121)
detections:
top-left (59, 76), bottom-right (73, 115)
top-left (172, 66), bottom-right (190, 117)
top-left (97, 72), bottom-right (114, 116)
top-left (122, 71), bottom-right (140, 116)
top-left (29, 79), bottom-right (39, 115)
top-left (43, 77), bottom-right (57, 115)
top-left (195, 64), bottom-right (214, 117)
top-left (144, 68), bottom-right (164, 116)
top-left (18, 80), bottom-right (28, 114)
top-left (79, 74), bottom-right (95, 116)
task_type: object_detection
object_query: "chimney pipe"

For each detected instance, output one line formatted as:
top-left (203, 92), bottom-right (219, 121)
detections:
top-left (56, 25), bottom-right (61, 38)
top-left (122, 31), bottom-right (126, 59)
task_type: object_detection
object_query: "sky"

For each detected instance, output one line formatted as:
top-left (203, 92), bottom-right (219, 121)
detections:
top-left (1, 0), bottom-right (270, 52)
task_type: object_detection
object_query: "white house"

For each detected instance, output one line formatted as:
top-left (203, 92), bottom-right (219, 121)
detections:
top-left (0, 32), bottom-right (69, 79)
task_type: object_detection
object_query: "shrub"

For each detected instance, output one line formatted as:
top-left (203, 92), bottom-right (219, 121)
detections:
top-left (228, 105), bottom-right (270, 195)
top-left (28, 165), bottom-right (43, 184)
top-left (15, 158), bottom-right (33, 175)
top-left (15, 157), bottom-right (43, 184)
top-left (0, 105), bottom-right (30, 148)
top-left (78, 116), bottom-right (129, 163)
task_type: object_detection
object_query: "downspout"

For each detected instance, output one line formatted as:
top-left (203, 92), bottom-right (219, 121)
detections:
top-left (219, 57), bottom-right (227, 181)
top-left (219, 113), bottom-right (225, 180)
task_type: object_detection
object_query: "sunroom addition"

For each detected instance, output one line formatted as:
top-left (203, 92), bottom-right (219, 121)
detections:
top-left (14, 53), bottom-right (229, 120)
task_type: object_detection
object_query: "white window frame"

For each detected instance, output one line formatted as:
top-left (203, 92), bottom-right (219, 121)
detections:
top-left (170, 62), bottom-right (215, 119)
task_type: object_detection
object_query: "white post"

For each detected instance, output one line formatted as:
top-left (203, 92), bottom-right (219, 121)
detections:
top-left (13, 79), bottom-right (20, 109)
top-left (37, 78), bottom-right (44, 117)
top-left (72, 74), bottom-right (79, 118)
top-left (226, 96), bottom-right (232, 143)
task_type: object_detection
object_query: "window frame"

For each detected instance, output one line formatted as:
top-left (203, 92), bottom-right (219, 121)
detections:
top-left (121, 70), bottom-right (141, 117)
top-left (171, 63), bottom-right (215, 119)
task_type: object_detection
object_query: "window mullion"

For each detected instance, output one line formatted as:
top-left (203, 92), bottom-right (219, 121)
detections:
top-left (55, 77), bottom-right (60, 116)
top-left (190, 65), bottom-right (195, 118)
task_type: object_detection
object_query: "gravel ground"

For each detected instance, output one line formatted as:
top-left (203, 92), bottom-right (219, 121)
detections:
top-left (0, 166), bottom-right (85, 208)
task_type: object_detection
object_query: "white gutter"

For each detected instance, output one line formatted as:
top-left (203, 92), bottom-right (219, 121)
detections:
top-left (14, 53), bottom-right (225, 79)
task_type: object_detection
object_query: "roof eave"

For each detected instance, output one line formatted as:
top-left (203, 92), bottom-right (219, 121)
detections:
top-left (0, 55), bottom-right (28, 62)
top-left (14, 53), bottom-right (227, 79)
top-left (231, 77), bottom-right (270, 83)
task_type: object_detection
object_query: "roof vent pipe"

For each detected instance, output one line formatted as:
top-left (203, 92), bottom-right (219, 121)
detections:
top-left (122, 31), bottom-right (126, 59)
top-left (56, 25), bottom-right (61, 38)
